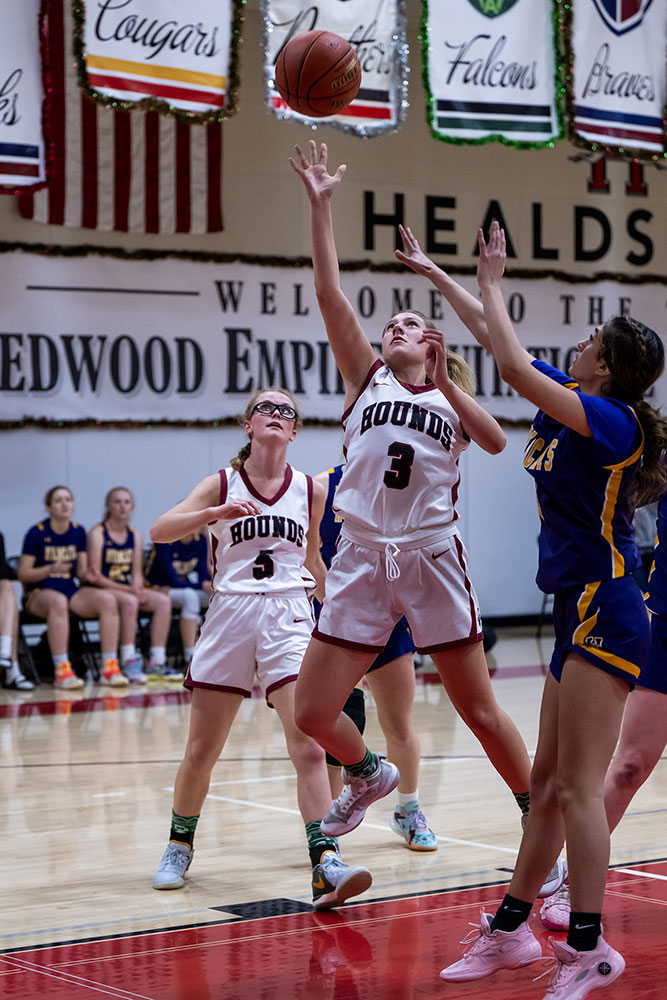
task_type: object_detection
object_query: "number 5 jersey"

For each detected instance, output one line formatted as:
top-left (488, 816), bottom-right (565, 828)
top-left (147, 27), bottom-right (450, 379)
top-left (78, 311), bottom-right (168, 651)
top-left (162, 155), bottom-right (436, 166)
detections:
top-left (208, 465), bottom-right (315, 594)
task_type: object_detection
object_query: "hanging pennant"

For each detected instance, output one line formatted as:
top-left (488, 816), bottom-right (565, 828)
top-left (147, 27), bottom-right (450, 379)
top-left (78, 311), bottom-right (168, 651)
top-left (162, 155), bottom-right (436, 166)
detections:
top-left (422, 0), bottom-right (562, 148)
top-left (569, 0), bottom-right (666, 158)
top-left (74, 0), bottom-right (244, 121)
top-left (262, 0), bottom-right (407, 136)
top-left (0, 0), bottom-right (47, 193)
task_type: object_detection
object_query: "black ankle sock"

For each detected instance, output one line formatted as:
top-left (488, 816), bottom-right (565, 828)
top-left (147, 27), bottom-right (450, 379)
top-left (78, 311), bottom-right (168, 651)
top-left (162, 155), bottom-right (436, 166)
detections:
top-left (490, 893), bottom-right (533, 933)
top-left (567, 912), bottom-right (601, 952)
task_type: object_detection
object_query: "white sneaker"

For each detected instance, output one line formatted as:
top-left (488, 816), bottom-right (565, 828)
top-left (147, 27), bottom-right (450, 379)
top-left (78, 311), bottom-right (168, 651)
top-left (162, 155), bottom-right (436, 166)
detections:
top-left (311, 850), bottom-right (372, 910)
top-left (538, 936), bottom-right (624, 999)
top-left (439, 911), bottom-right (542, 981)
top-left (152, 842), bottom-right (193, 889)
top-left (538, 858), bottom-right (568, 899)
top-left (321, 757), bottom-right (400, 836)
top-left (540, 878), bottom-right (571, 931)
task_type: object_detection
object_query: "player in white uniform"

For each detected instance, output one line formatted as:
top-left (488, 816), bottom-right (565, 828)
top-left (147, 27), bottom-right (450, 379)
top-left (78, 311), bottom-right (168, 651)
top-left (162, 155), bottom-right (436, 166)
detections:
top-left (150, 388), bottom-right (372, 910)
top-left (290, 141), bottom-right (531, 838)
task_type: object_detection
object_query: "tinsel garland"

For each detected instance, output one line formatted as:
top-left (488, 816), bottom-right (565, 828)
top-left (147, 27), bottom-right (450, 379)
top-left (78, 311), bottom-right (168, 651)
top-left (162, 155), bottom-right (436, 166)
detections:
top-left (71, 0), bottom-right (246, 123)
top-left (0, 240), bottom-right (664, 286)
top-left (419, 0), bottom-right (565, 151)
top-left (0, 415), bottom-right (535, 431)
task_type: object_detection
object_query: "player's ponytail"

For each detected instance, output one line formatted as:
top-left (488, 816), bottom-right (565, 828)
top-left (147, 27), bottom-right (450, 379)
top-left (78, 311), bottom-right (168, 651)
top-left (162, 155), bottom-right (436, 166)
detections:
top-left (230, 387), bottom-right (302, 471)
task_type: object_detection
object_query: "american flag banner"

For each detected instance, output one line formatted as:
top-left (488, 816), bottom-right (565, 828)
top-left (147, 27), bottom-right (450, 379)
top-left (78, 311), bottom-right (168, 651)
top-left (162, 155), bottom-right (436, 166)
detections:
top-left (0, 0), bottom-right (47, 193)
top-left (422, 0), bottom-right (561, 148)
top-left (77, 0), bottom-right (242, 119)
top-left (262, 0), bottom-right (407, 136)
top-left (570, 0), bottom-right (666, 156)
top-left (17, 0), bottom-right (223, 233)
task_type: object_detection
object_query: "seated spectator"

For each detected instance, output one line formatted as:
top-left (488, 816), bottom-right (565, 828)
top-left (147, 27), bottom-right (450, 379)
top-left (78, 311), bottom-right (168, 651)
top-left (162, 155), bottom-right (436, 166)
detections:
top-left (17, 486), bottom-right (121, 690)
top-left (145, 532), bottom-right (213, 665)
top-left (88, 487), bottom-right (181, 682)
top-left (0, 531), bottom-right (34, 690)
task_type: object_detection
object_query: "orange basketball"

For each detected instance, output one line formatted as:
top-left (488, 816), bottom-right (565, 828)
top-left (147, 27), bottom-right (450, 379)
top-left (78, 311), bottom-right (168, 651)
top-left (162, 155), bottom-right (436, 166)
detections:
top-left (274, 30), bottom-right (361, 118)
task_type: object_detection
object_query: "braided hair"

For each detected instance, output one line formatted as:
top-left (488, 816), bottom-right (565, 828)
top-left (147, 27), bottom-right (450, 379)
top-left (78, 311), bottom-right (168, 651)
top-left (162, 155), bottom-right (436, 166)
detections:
top-left (599, 316), bottom-right (667, 507)
top-left (230, 387), bottom-right (302, 471)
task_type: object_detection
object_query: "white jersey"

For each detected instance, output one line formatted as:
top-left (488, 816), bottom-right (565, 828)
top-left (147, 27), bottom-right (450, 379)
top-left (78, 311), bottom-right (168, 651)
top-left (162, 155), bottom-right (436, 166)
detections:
top-left (209, 465), bottom-right (315, 594)
top-left (336, 361), bottom-right (469, 545)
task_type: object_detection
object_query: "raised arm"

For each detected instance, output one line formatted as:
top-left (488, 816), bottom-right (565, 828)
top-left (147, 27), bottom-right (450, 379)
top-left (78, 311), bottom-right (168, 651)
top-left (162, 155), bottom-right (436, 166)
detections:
top-left (290, 141), bottom-right (377, 397)
top-left (150, 474), bottom-right (262, 544)
top-left (477, 222), bottom-right (592, 437)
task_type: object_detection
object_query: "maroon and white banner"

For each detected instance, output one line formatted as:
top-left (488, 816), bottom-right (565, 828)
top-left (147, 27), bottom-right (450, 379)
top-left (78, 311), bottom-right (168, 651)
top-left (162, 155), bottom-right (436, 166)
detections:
top-left (571, 0), bottom-right (666, 155)
top-left (0, 0), bottom-right (46, 193)
top-left (17, 0), bottom-right (223, 233)
top-left (1, 250), bottom-right (665, 424)
top-left (263, 0), bottom-right (407, 135)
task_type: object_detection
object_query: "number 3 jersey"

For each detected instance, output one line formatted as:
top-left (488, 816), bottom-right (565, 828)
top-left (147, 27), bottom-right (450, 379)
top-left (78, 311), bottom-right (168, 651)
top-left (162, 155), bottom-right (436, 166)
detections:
top-left (208, 464), bottom-right (315, 594)
top-left (336, 360), bottom-right (470, 544)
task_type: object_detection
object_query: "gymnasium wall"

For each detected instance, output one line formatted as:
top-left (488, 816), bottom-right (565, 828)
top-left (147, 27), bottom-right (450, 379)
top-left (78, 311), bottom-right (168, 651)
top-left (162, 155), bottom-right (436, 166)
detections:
top-left (1, 1), bottom-right (665, 616)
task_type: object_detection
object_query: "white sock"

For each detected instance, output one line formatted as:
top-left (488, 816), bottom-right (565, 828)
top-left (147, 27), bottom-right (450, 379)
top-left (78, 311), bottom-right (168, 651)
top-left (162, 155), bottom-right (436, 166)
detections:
top-left (6, 661), bottom-right (22, 681)
top-left (397, 790), bottom-right (419, 811)
top-left (185, 646), bottom-right (195, 661)
top-left (150, 646), bottom-right (166, 665)
top-left (120, 644), bottom-right (136, 664)
top-left (53, 653), bottom-right (68, 668)
top-left (0, 635), bottom-right (11, 659)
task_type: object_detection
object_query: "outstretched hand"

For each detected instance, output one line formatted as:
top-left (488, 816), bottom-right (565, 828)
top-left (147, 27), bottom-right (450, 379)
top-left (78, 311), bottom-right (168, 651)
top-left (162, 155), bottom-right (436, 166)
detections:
top-left (477, 220), bottom-right (506, 287)
top-left (395, 224), bottom-right (435, 277)
top-left (289, 140), bottom-right (347, 202)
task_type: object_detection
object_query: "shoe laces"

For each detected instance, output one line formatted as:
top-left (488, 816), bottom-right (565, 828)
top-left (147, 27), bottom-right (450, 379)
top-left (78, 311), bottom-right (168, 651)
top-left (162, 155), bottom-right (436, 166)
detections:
top-left (544, 878), bottom-right (570, 910)
top-left (459, 922), bottom-right (485, 955)
top-left (532, 943), bottom-right (577, 992)
top-left (161, 846), bottom-right (189, 871)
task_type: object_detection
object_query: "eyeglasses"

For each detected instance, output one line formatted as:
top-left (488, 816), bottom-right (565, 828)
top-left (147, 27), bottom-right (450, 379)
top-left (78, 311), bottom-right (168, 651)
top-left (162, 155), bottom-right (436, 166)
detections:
top-left (251, 401), bottom-right (297, 420)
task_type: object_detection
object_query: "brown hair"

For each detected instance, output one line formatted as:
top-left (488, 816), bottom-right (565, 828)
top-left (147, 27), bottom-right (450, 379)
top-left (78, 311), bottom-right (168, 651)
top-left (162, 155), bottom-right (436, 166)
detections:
top-left (230, 387), bottom-right (302, 471)
top-left (394, 311), bottom-right (475, 397)
top-left (599, 316), bottom-right (667, 506)
top-left (103, 486), bottom-right (135, 522)
top-left (44, 485), bottom-right (73, 508)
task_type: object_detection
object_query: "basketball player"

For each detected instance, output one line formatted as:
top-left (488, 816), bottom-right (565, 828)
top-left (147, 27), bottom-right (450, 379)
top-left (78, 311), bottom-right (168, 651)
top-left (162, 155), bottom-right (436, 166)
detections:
top-left (290, 141), bottom-right (531, 840)
top-left (145, 531), bottom-right (213, 666)
top-left (316, 464), bottom-right (436, 851)
top-left (150, 388), bottom-right (372, 910)
top-left (17, 486), bottom-right (120, 690)
top-left (439, 222), bottom-right (667, 998)
top-left (88, 487), bottom-right (175, 683)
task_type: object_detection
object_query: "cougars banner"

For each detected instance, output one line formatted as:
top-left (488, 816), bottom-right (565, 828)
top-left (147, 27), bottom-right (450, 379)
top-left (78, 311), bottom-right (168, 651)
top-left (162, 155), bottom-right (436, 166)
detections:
top-left (422, 0), bottom-right (561, 147)
top-left (0, 0), bottom-right (47, 192)
top-left (1, 251), bottom-right (665, 425)
top-left (77, 0), bottom-right (243, 119)
top-left (262, 0), bottom-right (407, 135)
top-left (570, 0), bottom-right (666, 156)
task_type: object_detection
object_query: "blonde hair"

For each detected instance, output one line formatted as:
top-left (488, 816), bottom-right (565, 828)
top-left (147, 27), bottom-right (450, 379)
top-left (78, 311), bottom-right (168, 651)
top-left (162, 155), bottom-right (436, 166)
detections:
top-left (230, 387), bottom-right (301, 471)
top-left (103, 486), bottom-right (135, 522)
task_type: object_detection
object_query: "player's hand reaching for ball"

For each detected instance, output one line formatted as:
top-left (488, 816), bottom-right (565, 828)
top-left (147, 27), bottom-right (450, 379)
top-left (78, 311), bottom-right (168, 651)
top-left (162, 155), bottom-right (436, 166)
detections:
top-left (395, 225), bottom-right (437, 278)
top-left (289, 140), bottom-right (346, 203)
top-left (477, 220), bottom-right (506, 288)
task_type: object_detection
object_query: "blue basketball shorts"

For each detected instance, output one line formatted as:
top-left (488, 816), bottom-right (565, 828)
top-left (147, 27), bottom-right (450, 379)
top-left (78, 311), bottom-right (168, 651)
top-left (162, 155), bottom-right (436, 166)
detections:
top-left (638, 611), bottom-right (667, 695)
top-left (367, 616), bottom-right (416, 673)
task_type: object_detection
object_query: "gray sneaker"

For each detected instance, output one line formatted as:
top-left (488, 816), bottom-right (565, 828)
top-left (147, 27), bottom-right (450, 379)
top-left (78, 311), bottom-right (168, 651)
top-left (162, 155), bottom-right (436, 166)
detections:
top-left (311, 850), bottom-right (372, 910)
top-left (152, 842), bottom-right (193, 890)
top-left (321, 757), bottom-right (400, 836)
top-left (537, 857), bottom-right (567, 898)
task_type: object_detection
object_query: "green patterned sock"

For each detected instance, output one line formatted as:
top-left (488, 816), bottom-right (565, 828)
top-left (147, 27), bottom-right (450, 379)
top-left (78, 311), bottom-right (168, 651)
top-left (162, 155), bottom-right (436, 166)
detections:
top-left (306, 821), bottom-right (338, 867)
top-left (170, 810), bottom-right (199, 848)
top-left (345, 747), bottom-right (380, 779)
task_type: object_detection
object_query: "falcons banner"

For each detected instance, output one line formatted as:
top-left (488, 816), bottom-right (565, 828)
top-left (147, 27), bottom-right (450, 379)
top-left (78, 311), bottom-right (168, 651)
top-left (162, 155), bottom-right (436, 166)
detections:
top-left (262, 0), bottom-right (407, 135)
top-left (78, 0), bottom-right (242, 118)
top-left (422, 0), bottom-right (561, 147)
top-left (0, 0), bottom-right (47, 192)
top-left (571, 0), bottom-right (666, 155)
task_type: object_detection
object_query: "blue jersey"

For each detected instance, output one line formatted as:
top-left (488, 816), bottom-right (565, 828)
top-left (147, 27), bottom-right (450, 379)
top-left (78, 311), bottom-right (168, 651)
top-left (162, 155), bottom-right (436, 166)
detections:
top-left (93, 523), bottom-right (135, 585)
top-left (21, 518), bottom-right (86, 598)
top-left (526, 360), bottom-right (642, 594)
top-left (145, 534), bottom-right (210, 589)
top-left (320, 466), bottom-right (344, 570)
top-left (646, 494), bottom-right (667, 618)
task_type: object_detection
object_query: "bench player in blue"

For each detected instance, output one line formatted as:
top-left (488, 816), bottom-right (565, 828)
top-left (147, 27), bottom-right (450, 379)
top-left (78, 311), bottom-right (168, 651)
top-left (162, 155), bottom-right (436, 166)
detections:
top-left (145, 532), bottom-right (213, 666)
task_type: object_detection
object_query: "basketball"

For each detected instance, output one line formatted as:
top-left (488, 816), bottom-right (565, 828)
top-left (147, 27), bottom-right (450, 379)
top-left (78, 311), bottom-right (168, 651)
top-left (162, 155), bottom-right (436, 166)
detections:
top-left (275, 30), bottom-right (361, 118)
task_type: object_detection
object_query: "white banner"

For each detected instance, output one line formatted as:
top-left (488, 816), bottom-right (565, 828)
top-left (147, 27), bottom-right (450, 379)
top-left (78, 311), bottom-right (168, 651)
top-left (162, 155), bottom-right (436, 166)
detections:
top-left (571, 0), bottom-right (666, 155)
top-left (80, 0), bottom-right (238, 115)
top-left (1, 251), bottom-right (666, 423)
top-left (423, 0), bottom-right (560, 146)
top-left (0, 0), bottom-right (46, 191)
top-left (263, 0), bottom-right (407, 135)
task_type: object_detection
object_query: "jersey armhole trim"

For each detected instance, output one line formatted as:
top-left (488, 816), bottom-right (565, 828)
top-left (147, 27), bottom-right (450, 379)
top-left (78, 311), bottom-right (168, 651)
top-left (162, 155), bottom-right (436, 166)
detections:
top-left (341, 358), bottom-right (383, 424)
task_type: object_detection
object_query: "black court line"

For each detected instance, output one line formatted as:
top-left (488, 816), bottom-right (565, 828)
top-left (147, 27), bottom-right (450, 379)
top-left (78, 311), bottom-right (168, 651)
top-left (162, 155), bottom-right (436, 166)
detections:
top-left (25, 285), bottom-right (200, 296)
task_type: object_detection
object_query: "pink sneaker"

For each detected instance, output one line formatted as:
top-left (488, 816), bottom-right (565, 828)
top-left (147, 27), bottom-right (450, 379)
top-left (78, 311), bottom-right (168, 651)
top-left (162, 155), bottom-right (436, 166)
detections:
top-left (439, 911), bottom-right (542, 982)
top-left (537, 936), bottom-right (624, 999)
top-left (540, 878), bottom-right (570, 931)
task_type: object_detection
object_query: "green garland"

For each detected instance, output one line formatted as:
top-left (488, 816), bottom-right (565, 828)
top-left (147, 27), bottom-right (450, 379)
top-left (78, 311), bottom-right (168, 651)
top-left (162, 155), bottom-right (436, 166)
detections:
top-left (420, 0), bottom-right (565, 150)
top-left (71, 0), bottom-right (246, 123)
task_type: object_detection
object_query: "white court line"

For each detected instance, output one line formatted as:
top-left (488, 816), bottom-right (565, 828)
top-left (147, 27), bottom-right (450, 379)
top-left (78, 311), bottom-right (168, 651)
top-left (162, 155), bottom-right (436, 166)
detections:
top-left (92, 792), bottom-right (125, 798)
top-left (615, 867), bottom-right (667, 882)
top-left (0, 955), bottom-right (156, 999)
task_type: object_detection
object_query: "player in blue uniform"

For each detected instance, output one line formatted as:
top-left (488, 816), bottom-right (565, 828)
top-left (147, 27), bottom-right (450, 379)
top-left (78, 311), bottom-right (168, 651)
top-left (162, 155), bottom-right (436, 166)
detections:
top-left (316, 464), bottom-right (436, 851)
top-left (439, 221), bottom-right (667, 998)
top-left (17, 486), bottom-right (121, 690)
top-left (145, 532), bottom-right (213, 666)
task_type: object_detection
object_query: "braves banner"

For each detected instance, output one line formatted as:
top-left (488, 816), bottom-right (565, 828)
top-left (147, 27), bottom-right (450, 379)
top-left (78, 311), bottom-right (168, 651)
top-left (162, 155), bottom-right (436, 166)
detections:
top-left (1, 251), bottom-right (665, 424)
top-left (0, 0), bottom-right (47, 192)
top-left (262, 0), bottom-right (407, 135)
top-left (422, 0), bottom-right (561, 147)
top-left (571, 0), bottom-right (666, 156)
top-left (77, 0), bottom-right (243, 119)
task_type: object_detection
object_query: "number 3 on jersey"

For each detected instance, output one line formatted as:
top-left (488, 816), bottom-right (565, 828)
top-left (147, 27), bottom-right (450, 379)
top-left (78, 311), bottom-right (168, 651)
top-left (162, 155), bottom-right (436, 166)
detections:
top-left (383, 442), bottom-right (415, 490)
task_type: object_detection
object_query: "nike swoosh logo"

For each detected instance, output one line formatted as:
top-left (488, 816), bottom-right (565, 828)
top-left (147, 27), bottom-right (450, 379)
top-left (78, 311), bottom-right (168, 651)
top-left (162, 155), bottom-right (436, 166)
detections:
top-left (432, 549), bottom-right (448, 560)
top-left (574, 923), bottom-right (596, 930)
top-left (312, 877), bottom-right (326, 889)
top-left (294, 618), bottom-right (310, 623)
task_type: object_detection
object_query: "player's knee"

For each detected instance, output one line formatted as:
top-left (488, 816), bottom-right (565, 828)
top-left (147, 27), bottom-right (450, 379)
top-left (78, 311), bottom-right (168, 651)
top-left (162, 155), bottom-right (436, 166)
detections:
top-left (458, 702), bottom-right (499, 738)
top-left (181, 589), bottom-right (201, 620)
top-left (288, 732), bottom-right (326, 771)
top-left (609, 752), bottom-right (652, 795)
